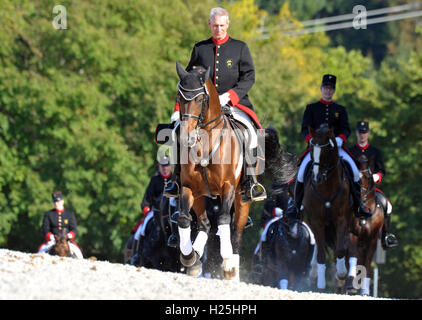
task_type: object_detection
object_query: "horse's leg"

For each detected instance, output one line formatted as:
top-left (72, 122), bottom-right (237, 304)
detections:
top-left (334, 215), bottom-right (349, 280)
top-left (178, 186), bottom-right (196, 267)
top-left (311, 220), bottom-right (327, 290)
top-left (361, 236), bottom-right (377, 296)
top-left (218, 183), bottom-right (238, 280)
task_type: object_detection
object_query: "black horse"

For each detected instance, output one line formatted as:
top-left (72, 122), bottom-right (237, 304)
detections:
top-left (128, 195), bottom-right (183, 273)
top-left (259, 217), bottom-right (315, 291)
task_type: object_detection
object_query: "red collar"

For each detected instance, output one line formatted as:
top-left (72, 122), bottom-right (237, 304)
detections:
top-left (212, 34), bottom-right (229, 45)
top-left (320, 98), bottom-right (333, 105)
top-left (356, 142), bottom-right (370, 150)
top-left (160, 173), bottom-right (171, 179)
top-left (56, 208), bottom-right (65, 213)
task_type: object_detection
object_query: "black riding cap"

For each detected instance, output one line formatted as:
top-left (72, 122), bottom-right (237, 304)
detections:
top-left (322, 74), bottom-right (336, 88)
top-left (356, 120), bottom-right (370, 133)
top-left (176, 62), bottom-right (210, 101)
top-left (52, 191), bottom-right (64, 202)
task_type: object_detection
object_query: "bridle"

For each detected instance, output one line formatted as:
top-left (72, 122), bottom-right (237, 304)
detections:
top-left (359, 166), bottom-right (377, 214)
top-left (309, 138), bottom-right (340, 184)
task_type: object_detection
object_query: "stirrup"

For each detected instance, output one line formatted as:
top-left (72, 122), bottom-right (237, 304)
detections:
top-left (167, 233), bottom-right (179, 248)
top-left (164, 181), bottom-right (179, 198)
top-left (170, 211), bottom-right (179, 224)
top-left (383, 234), bottom-right (398, 249)
top-left (250, 183), bottom-right (267, 202)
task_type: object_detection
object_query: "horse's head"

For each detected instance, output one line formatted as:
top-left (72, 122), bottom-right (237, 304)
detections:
top-left (53, 229), bottom-right (71, 257)
top-left (309, 124), bottom-right (339, 184)
top-left (358, 154), bottom-right (374, 190)
top-left (176, 62), bottom-right (214, 148)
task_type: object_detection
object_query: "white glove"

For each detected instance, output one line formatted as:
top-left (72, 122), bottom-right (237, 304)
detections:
top-left (219, 92), bottom-right (231, 107)
top-left (373, 173), bottom-right (380, 183)
top-left (49, 234), bottom-right (55, 241)
top-left (274, 207), bottom-right (283, 217)
top-left (335, 137), bottom-right (343, 148)
top-left (170, 111), bottom-right (180, 122)
top-left (67, 232), bottom-right (73, 239)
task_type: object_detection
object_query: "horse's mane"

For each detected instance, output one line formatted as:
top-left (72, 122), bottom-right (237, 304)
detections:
top-left (264, 125), bottom-right (298, 186)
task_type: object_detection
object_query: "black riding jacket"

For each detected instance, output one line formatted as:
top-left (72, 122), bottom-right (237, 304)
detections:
top-left (349, 143), bottom-right (386, 183)
top-left (301, 99), bottom-right (351, 144)
top-left (42, 208), bottom-right (78, 241)
top-left (186, 35), bottom-right (255, 111)
top-left (141, 173), bottom-right (173, 212)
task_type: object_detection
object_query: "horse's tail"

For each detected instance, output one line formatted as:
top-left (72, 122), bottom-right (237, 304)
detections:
top-left (264, 126), bottom-right (298, 185)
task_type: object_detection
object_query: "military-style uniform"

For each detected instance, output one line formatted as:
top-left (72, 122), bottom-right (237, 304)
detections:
top-left (141, 172), bottom-right (173, 212)
top-left (349, 143), bottom-right (386, 183)
top-left (174, 34), bottom-right (260, 127)
top-left (42, 208), bottom-right (78, 241)
top-left (301, 99), bottom-right (351, 144)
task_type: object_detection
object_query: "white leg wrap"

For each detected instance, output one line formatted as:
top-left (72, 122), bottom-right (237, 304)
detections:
top-left (348, 257), bottom-right (358, 278)
top-left (336, 257), bottom-right (347, 278)
top-left (217, 224), bottom-right (233, 259)
top-left (222, 254), bottom-right (240, 281)
top-left (178, 226), bottom-right (193, 256)
top-left (68, 243), bottom-right (83, 259)
top-left (361, 277), bottom-right (371, 296)
top-left (317, 263), bottom-right (326, 289)
top-left (192, 231), bottom-right (208, 258)
top-left (280, 279), bottom-right (289, 290)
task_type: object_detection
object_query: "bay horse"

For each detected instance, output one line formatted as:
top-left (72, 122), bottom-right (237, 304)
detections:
top-left (346, 155), bottom-right (384, 295)
top-left (174, 62), bottom-right (297, 280)
top-left (49, 228), bottom-right (74, 258)
top-left (303, 124), bottom-right (353, 290)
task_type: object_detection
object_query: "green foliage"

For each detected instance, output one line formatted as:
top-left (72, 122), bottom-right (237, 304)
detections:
top-left (0, 0), bottom-right (420, 298)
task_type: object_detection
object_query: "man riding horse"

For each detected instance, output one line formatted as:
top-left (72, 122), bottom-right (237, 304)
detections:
top-left (164, 7), bottom-right (266, 202)
top-left (37, 191), bottom-right (83, 259)
top-left (349, 120), bottom-right (398, 248)
top-left (293, 74), bottom-right (363, 217)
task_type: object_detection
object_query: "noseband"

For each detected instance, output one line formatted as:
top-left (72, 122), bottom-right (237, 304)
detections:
top-left (310, 138), bottom-right (340, 183)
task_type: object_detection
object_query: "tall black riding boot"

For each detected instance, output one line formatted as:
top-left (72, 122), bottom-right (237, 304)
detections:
top-left (382, 213), bottom-right (398, 249)
top-left (293, 181), bottom-right (304, 216)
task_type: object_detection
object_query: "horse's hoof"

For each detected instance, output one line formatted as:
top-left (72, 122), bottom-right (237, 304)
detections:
top-left (180, 251), bottom-right (199, 267)
top-left (222, 255), bottom-right (240, 281)
top-left (187, 259), bottom-right (203, 278)
top-left (345, 277), bottom-right (358, 295)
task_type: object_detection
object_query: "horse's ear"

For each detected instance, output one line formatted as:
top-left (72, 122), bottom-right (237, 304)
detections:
top-left (204, 66), bottom-right (210, 82)
top-left (176, 61), bottom-right (188, 80)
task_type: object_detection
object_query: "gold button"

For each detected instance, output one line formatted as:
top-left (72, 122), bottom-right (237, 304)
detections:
top-left (216, 76), bottom-right (219, 79)
top-left (218, 45), bottom-right (220, 48)
top-left (216, 84), bottom-right (219, 87)
top-left (216, 60), bottom-right (219, 64)
top-left (216, 68), bottom-right (219, 72)
top-left (217, 53), bottom-right (219, 56)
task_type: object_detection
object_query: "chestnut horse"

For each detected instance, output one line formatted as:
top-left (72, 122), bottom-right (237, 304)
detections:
top-left (49, 229), bottom-right (73, 258)
top-left (346, 155), bottom-right (384, 295)
top-left (174, 62), bottom-right (297, 280)
top-left (303, 124), bottom-right (353, 290)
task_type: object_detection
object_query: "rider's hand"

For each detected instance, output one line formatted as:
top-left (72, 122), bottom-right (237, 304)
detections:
top-left (373, 173), bottom-right (380, 183)
top-left (335, 137), bottom-right (343, 148)
top-left (49, 234), bottom-right (55, 242)
top-left (67, 232), bottom-right (74, 239)
top-left (219, 92), bottom-right (230, 107)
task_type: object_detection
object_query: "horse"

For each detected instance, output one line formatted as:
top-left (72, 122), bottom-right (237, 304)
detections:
top-left (345, 155), bottom-right (385, 295)
top-left (48, 228), bottom-right (75, 258)
top-left (260, 216), bottom-right (316, 291)
top-left (174, 62), bottom-right (297, 280)
top-left (302, 124), bottom-right (354, 290)
top-left (130, 195), bottom-right (183, 273)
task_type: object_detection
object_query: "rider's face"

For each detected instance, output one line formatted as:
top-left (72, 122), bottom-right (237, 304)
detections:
top-left (54, 199), bottom-right (64, 211)
top-left (320, 85), bottom-right (335, 101)
top-left (159, 164), bottom-right (171, 177)
top-left (209, 15), bottom-right (229, 40)
top-left (356, 130), bottom-right (370, 145)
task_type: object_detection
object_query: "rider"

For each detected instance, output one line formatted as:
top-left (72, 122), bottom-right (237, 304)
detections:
top-left (293, 74), bottom-right (362, 217)
top-left (164, 6), bottom-right (266, 202)
top-left (349, 120), bottom-right (398, 248)
top-left (131, 156), bottom-right (173, 265)
top-left (37, 191), bottom-right (83, 258)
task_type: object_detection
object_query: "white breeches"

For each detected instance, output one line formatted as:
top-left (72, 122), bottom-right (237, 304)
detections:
top-left (297, 148), bottom-right (360, 183)
top-left (38, 241), bottom-right (83, 259)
